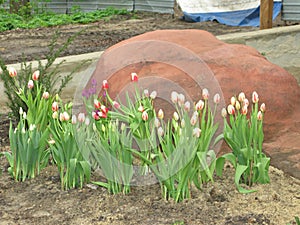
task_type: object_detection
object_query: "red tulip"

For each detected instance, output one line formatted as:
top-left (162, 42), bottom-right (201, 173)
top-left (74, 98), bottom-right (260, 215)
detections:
top-left (138, 105), bottom-right (144, 112)
top-left (195, 100), bottom-right (204, 111)
top-left (94, 99), bottom-right (101, 109)
top-left (32, 70), bottom-right (40, 81)
top-left (252, 91), bottom-right (259, 103)
top-left (241, 106), bottom-right (248, 115)
top-left (52, 101), bottom-right (59, 111)
top-left (227, 104), bottom-right (235, 115)
top-left (8, 67), bottom-right (17, 78)
top-left (102, 80), bottom-right (109, 89)
top-left (131, 72), bottom-right (138, 82)
top-left (92, 111), bottom-right (100, 120)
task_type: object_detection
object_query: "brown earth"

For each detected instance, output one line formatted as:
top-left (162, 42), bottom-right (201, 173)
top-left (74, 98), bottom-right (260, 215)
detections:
top-left (1, 12), bottom-right (300, 225)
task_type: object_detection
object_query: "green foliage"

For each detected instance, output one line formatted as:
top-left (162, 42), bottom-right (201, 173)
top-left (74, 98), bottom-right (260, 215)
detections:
top-left (0, 30), bottom-right (83, 121)
top-left (0, 7), bottom-right (130, 32)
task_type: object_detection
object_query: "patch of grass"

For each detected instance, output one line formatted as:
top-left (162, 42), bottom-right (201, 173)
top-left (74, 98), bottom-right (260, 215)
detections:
top-left (0, 7), bottom-right (130, 32)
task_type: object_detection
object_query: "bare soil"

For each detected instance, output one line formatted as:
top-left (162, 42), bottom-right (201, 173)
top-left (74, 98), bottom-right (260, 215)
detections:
top-left (1, 12), bottom-right (300, 225)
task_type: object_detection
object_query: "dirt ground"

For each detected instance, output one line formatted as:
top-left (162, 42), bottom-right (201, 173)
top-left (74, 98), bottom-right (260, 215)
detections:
top-left (1, 12), bottom-right (300, 225)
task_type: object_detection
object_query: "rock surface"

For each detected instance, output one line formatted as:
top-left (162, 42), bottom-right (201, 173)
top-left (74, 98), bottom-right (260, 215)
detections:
top-left (87, 30), bottom-right (300, 178)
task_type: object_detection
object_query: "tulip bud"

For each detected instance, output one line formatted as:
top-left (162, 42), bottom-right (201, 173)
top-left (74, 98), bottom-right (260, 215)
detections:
top-left (23, 112), bottom-right (27, 119)
top-left (243, 98), bottom-right (249, 107)
top-left (48, 139), bottom-right (55, 145)
top-left (157, 109), bottom-right (164, 119)
top-left (71, 115), bottom-right (77, 124)
top-left (193, 127), bottom-right (201, 138)
top-left (102, 80), bottom-right (109, 89)
top-left (202, 88), bottom-right (209, 100)
top-left (85, 117), bottom-right (90, 126)
top-left (235, 101), bottom-right (241, 111)
top-left (27, 80), bottom-right (34, 89)
top-left (154, 118), bottom-right (160, 127)
top-left (257, 111), bottom-right (263, 120)
top-left (238, 92), bottom-right (246, 102)
top-left (138, 105), bottom-right (144, 112)
top-left (42, 91), bottom-right (49, 99)
top-left (112, 101), bottom-right (120, 109)
top-left (260, 103), bottom-right (266, 112)
top-left (230, 96), bottom-right (236, 106)
top-left (178, 93), bottom-right (185, 106)
top-left (252, 91), bottom-right (259, 103)
top-left (190, 115), bottom-right (198, 126)
top-left (131, 72), bottom-right (138, 82)
top-left (101, 124), bottom-right (106, 132)
top-left (29, 124), bottom-right (36, 131)
top-left (221, 108), bottom-right (227, 118)
top-left (92, 111), bottom-right (100, 120)
top-left (213, 93), bottom-right (220, 104)
top-left (52, 102), bottom-right (59, 111)
top-left (150, 91), bottom-right (157, 100)
top-left (173, 112), bottom-right (179, 121)
top-left (19, 107), bottom-right (23, 115)
top-left (62, 111), bottom-right (70, 121)
top-left (98, 111), bottom-right (107, 119)
top-left (32, 70), bottom-right (40, 81)
top-left (78, 113), bottom-right (85, 122)
top-left (100, 105), bottom-right (108, 114)
top-left (227, 104), bottom-right (235, 115)
top-left (143, 89), bottom-right (149, 97)
top-left (94, 99), bottom-right (101, 109)
top-left (241, 106), bottom-right (248, 115)
top-left (184, 101), bottom-right (191, 112)
top-left (181, 118), bottom-right (186, 128)
top-left (52, 111), bottom-right (58, 119)
top-left (195, 100), bottom-right (204, 111)
top-left (171, 91), bottom-right (178, 103)
top-left (8, 67), bottom-right (17, 78)
top-left (121, 123), bottom-right (126, 131)
top-left (142, 111), bottom-right (148, 121)
top-left (157, 127), bottom-right (164, 137)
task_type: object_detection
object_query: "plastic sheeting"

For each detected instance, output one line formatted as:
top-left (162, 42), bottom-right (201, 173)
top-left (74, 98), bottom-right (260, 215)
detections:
top-left (177, 0), bottom-right (282, 27)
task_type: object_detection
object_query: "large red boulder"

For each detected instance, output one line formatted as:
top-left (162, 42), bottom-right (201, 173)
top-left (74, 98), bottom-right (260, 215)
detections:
top-left (86, 30), bottom-right (300, 178)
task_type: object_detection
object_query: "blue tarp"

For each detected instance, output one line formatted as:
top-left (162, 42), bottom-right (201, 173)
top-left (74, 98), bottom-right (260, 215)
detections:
top-left (182, 2), bottom-right (282, 27)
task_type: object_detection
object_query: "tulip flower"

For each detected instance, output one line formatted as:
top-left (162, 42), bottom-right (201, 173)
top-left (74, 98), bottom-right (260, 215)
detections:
top-left (190, 115), bottom-right (198, 126)
top-left (112, 101), bottom-right (120, 109)
top-left (171, 91), bottom-right (178, 103)
top-left (150, 91), bottom-right (157, 99)
top-left (142, 111), bottom-right (148, 121)
top-left (227, 104), bottom-right (235, 115)
top-left (85, 117), bottom-right (90, 125)
top-left (143, 89), bottom-right (149, 97)
top-left (23, 112), bottom-right (27, 119)
top-left (192, 127), bottom-right (201, 138)
top-left (8, 67), bottom-right (17, 78)
top-left (252, 91), bottom-right (259, 103)
top-left (61, 111), bottom-right (70, 121)
top-left (202, 88), bottom-right (209, 100)
top-left (78, 113), bottom-right (85, 122)
top-left (241, 106), bottom-right (248, 115)
top-left (243, 98), bottom-right (249, 107)
top-left (131, 72), bottom-right (138, 82)
top-left (154, 118), bottom-right (160, 127)
top-left (98, 111), bottom-right (107, 118)
top-left (19, 107), bottom-right (23, 115)
top-left (52, 102), bottom-right (59, 111)
top-left (157, 109), bottom-right (164, 119)
top-left (230, 96), bottom-right (236, 106)
top-left (29, 124), bottom-right (36, 131)
top-left (173, 112), bottom-right (179, 121)
top-left (32, 70), bottom-right (40, 81)
top-left (157, 127), bottom-right (164, 137)
top-left (138, 105), bottom-right (144, 112)
top-left (52, 111), bottom-right (58, 119)
top-left (100, 105), bottom-right (108, 114)
top-left (121, 123), bottom-right (126, 131)
top-left (235, 101), bottom-right (241, 111)
top-left (181, 119), bottom-right (186, 128)
top-left (221, 108), bottom-right (227, 118)
top-left (28, 80), bottom-right (34, 89)
top-left (94, 99), bottom-right (101, 109)
top-left (92, 111), bottom-right (100, 120)
top-left (48, 140), bottom-right (56, 145)
top-left (178, 93), bottom-right (185, 106)
top-left (238, 92), bottom-right (246, 102)
top-left (257, 111), bottom-right (263, 120)
top-left (71, 115), bottom-right (77, 124)
top-left (184, 101), bottom-right (191, 112)
top-left (260, 103), bottom-right (266, 112)
top-left (102, 80), bottom-right (109, 89)
top-left (195, 100), bottom-right (204, 111)
top-left (42, 91), bottom-right (49, 99)
top-left (213, 93), bottom-right (220, 104)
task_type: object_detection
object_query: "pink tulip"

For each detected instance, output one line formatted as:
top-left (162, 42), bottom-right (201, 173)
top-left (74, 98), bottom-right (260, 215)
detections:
top-left (260, 103), bottom-right (266, 112)
top-left (241, 106), bottom-right (248, 115)
top-left (202, 88), bottom-right (209, 100)
top-left (257, 111), bottom-right (263, 120)
top-left (157, 109), bottom-right (164, 119)
top-left (184, 101), bottom-right (191, 112)
top-left (143, 89), bottom-right (149, 97)
top-left (192, 127), bottom-right (201, 138)
top-left (28, 80), bottom-right (34, 89)
top-left (238, 92), bottom-right (246, 102)
top-left (52, 101), bottom-right (59, 111)
top-left (112, 101), bottom-right (120, 109)
top-left (78, 113), bottom-right (85, 122)
top-left (221, 108), bottom-right (227, 118)
top-left (252, 91), bottom-right (259, 103)
top-left (94, 99), bottom-right (101, 109)
top-left (190, 115), bottom-right (198, 126)
top-left (227, 104), bottom-right (235, 115)
top-left (195, 100), bottom-right (204, 111)
top-left (131, 72), bottom-right (138, 82)
top-left (213, 93), bottom-right (220, 104)
top-left (102, 80), bottom-right (109, 89)
top-left (171, 91), bottom-right (178, 103)
top-left (8, 67), bottom-right (17, 78)
top-left (32, 70), bottom-right (40, 81)
top-left (42, 91), bottom-right (49, 99)
top-left (142, 111), bottom-right (148, 121)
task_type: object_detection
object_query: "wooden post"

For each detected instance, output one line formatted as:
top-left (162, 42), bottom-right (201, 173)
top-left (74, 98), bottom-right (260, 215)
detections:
top-left (260, 0), bottom-right (274, 29)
